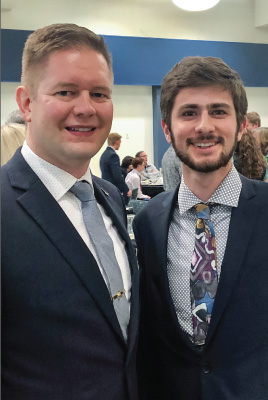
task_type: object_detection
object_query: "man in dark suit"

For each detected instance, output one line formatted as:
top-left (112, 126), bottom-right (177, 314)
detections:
top-left (100, 132), bottom-right (132, 204)
top-left (1, 23), bottom-right (139, 400)
top-left (133, 56), bottom-right (268, 400)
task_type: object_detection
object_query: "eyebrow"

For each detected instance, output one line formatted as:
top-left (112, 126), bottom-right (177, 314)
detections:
top-left (178, 103), bottom-right (232, 110)
top-left (51, 82), bottom-right (112, 93)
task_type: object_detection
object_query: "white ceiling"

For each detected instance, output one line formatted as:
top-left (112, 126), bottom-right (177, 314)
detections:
top-left (1, 0), bottom-right (268, 44)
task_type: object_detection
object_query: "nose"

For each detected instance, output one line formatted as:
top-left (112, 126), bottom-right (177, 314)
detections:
top-left (195, 112), bottom-right (215, 135)
top-left (73, 92), bottom-right (96, 117)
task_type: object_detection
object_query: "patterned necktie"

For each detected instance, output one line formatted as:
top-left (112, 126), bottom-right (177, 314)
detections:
top-left (190, 203), bottom-right (218, 345)
top-left (70, 181), bottom-right (129, 341)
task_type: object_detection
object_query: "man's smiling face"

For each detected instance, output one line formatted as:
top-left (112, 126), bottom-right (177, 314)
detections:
top-left (19, 47), bottom-right (113, 177)
top-left (162, 85), bottom-right (244, 175)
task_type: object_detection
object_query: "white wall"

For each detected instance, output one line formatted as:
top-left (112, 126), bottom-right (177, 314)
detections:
top-left (2, 0), bottom-right (268, 44)
top-left (2, 0), bottom-right (268, 173)
top-left (2, 82), bottom-right (268, 176)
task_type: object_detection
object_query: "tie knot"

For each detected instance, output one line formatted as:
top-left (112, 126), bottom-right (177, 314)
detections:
top-left (70, 181), bottom-right (94, 202)
top-left (194, 203), bottom-right (213, 220)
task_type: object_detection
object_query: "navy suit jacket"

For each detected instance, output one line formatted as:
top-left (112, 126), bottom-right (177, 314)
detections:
top-left (1, 149), bottom-right (139, 400)
top-left (133, 175), bottom-right (268, 400)
top-left (100, 146), bottom-right (129, 199)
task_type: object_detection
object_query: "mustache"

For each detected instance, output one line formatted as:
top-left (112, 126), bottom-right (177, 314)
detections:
top-left (186, 135), bottom-right (224, 146)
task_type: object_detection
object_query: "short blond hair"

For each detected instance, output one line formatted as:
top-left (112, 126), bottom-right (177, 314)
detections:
top-left (1, 123), bottom-right (26, 166)
top-left (107, 133), bottom-right (122, 146)
top-left (21, 23), bottom-right (113, 93)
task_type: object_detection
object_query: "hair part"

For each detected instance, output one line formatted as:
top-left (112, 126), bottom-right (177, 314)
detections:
top-left (107, 133), bottom-right (122, 146)
top-left (21, 23), bottom-right (113, 93)
top-left (160, 56), bottom-right (248, 131)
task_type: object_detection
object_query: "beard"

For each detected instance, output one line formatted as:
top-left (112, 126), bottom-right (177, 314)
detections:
top-left (170, 130), bottom-right (239, 173)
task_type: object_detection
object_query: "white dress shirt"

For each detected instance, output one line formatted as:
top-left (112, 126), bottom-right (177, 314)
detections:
top-left (167, 166), bottom-right (242, 338)
top-left (21, 142), bottom-right (131, 303)
top-left (125, 169), bottom-right (149, 199)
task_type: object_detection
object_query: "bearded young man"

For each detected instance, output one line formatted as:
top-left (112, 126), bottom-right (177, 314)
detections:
top-left (133, 56), bottom-right (268, 400)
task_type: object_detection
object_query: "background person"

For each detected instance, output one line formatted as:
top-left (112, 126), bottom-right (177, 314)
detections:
top-left (121, 155), bottom-right (134, 178)
top-left (125, 157), bottom-right (150, 200)
top-left (134, 56), bottom-right (268, 400)
top-left (161, 143), bottom-right (182, 190)
top-left (252, 126), bottom-right (268, 181)
top-left (233, 128), bottom-right (266, 180)
top-left (1, 23), bottom-right (139, 400)
top-left (5, 109), bottom-right (26, 125)
top-left (135, 150), bottom-right (161, 182)
top-left (1, 123), bottom-right (26, 165)
top-left (100, 132), bottom-right (132, 203)
top-left (246, 111), bottom-right (261, 131)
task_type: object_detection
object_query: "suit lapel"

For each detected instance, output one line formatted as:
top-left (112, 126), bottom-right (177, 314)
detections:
top-left (206, 177), bottom-right (258, 345)
top-left (7, 151), bottom-right (128, 343)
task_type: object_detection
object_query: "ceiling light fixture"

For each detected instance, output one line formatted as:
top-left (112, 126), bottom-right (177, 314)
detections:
top-left (172, 0), bottom-right (220, 12)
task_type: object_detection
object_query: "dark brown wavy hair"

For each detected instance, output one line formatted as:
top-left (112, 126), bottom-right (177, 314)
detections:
top-left (236, 129), bottom-right (266, 180)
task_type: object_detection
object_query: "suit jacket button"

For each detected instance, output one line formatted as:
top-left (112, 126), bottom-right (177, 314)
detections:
top-left (202, 363), bottom-right (211, 374)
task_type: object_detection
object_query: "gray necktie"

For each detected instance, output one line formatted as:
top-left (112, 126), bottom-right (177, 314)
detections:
top-left (70, 180), bottom-right (129, 341)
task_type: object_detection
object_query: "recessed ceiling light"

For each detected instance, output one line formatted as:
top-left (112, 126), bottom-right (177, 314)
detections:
top-left (172, 0), bottom-right (220, 11)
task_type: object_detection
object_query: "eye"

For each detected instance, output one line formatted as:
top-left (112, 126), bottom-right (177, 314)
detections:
top-left (212, 109), bottom-right (226, 116)
top-left (91, 92), bottom-right (108, 99)
top-left (182, 110), bottom-right (196, 117)
top-left (56, 91), bottom-right (74, 97)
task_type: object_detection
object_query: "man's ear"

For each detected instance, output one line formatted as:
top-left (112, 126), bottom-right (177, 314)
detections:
top-left (161, 120), bottom-right (171, 144)
top-left (237, 116), bottom-right (247, 142)
top-left (16, 86), bottom-right (33, 123)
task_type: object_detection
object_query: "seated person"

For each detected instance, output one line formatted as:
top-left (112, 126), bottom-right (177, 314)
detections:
top-left (121, 155), bottom-right (134, 179)
top-left (125, 157), bottom-right (150, 200)
top-left (135, 150), bottom-right (161, 182)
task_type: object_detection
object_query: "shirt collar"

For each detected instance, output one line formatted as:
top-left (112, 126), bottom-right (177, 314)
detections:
top-left (132, 169), bottom-right (141, 176)
top-left (21, 142), bottom-right (93, 201)
top-left (178, 165), bottom-right (242, 215)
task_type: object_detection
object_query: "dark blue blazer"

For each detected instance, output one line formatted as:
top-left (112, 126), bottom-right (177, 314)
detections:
top-left (1, 148), bottom-right (139, 400)
top-left (100, 146), bottom-right (129, 198)
top-left (133, 176), bottom-right (268, 400)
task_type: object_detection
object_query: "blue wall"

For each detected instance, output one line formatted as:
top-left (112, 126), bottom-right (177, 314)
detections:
top-left (2, 29), bottom-right (268, 86)
top-left (2, 29), bottom-right (268, 167)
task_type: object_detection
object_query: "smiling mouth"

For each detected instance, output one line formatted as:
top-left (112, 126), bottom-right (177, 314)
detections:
top-left (66, 127), bottom-right (96, 132)
top-left (187, 136), bottom-right (223, 148)
top-left (194, 142), bottom-right (217, 148)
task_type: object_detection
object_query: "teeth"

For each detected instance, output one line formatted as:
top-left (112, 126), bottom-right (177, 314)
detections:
top-left (196, 142), bottom-right (215, 147)
top-left (68, 127), bottom-right (94, 132)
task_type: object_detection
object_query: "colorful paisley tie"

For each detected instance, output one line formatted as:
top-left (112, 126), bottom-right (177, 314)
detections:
top-left (190, 203), bottom-right (218, 345)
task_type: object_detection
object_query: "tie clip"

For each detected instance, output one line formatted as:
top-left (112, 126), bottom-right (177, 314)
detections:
top-left (111, 290), bottom-right (126, 300)
top-left (101, 188), bottom-right (109, 196)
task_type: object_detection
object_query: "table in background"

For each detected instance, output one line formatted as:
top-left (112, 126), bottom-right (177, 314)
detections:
top-left (142, 185), bottom-right (164, 198)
